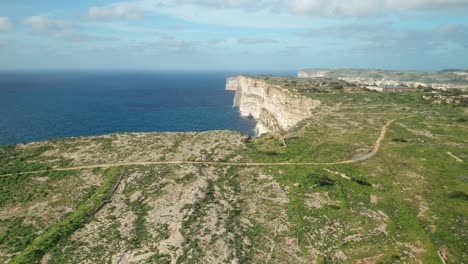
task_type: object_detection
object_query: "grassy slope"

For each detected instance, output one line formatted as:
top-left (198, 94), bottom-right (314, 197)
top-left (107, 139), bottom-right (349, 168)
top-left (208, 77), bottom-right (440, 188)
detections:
top-left (246, 90), bottom-right (467, 262)
top-left (0, 169), bottom-right (105, 263)
top-left (10, 168), bottom-right (120, 264)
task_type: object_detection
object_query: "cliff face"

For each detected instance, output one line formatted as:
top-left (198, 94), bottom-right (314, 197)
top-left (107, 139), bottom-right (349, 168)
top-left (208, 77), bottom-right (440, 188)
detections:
top-left (226, 76), bottom-right (321, 135)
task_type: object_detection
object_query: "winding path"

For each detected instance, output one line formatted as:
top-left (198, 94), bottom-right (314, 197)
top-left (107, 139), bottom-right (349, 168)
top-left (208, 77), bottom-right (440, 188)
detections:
top-left (0, 118), bottom-right (402, 177)
top-left (352, 118), bottom-right (397, 161)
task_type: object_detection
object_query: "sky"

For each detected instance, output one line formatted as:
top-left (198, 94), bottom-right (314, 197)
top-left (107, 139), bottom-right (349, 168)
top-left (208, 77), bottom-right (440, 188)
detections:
top-left (0, 0), bottom-right (467, 71)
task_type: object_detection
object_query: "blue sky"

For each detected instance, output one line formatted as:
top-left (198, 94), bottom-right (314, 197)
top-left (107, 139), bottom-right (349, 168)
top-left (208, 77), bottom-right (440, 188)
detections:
top-left (0, 0), bottom-right (467, 71)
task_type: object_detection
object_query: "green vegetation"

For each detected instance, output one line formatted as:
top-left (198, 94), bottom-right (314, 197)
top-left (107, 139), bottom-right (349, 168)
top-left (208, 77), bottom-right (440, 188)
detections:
top-left (0, 76), bottom-right (466, 263)
top-left (0, 171), bottom-right (79, 207)
top-left (0, 170), bottom-right (102, 263)
top-left (240, 83), bottom-right (467, 262)
top-left (254, 75), bottom-right (358, 94)
top-left (351, 177), bottom-right (372, 186)
top-left (11, 168), bottom-right (120, 264)
top-left (448, 191), bottom-right (468, 200)
top-left (313, 174), bottom-right (336, 186)
top-left (0, 145), bottom-right (52, 174)
top-left (0, 218), bottom-right (37, 254)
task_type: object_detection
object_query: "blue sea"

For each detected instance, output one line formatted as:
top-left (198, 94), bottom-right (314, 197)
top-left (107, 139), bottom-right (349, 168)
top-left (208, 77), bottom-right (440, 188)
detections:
top-left (0, 71), bottom-right (292, 145)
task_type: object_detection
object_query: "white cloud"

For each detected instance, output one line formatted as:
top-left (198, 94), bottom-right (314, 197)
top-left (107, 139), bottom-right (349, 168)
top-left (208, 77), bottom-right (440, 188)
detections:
top-left (121, 0), bottom-right (468, 29)
top-left (0, 17), bottom-right (12, 31)
top-left (289, 0), bottom-right (384, 17)
top-left (129, 0), bottom-right (314, 28)
top-left (148, 0), bottom-right (468, 18)
top-left (173, 0), bottom-right (275, 11)
top-left (86, 3), bottom-right (143, 21)
top-left (385, 0), bottom-right (468, 11)
top-left (237, 38), bottom-right (279, 45)
top-left (300, 23), bottom-right (468, 51)
top-left (24, 15), bottom-right (113, 42)
top-left (24, 16), bottom-right (68, 32)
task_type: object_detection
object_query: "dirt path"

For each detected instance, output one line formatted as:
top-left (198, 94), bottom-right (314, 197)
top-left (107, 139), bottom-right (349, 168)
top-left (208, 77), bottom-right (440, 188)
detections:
top-left (351, 118), bottom-right (398, 161)
top-left (447, 152), bottom-right (463, 162)
top-left (324, 169), bottom-right (352, 180)
top-left (423, 122), bottom-right (467, 128)
top-left (371, 119), bottom-right (398, 153)
top-left (0, 118), bottom-right (401, 177)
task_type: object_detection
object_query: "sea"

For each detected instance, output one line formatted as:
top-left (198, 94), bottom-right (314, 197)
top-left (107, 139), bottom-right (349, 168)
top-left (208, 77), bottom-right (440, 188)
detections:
top-left (0, 71), bottom-right (293, 145)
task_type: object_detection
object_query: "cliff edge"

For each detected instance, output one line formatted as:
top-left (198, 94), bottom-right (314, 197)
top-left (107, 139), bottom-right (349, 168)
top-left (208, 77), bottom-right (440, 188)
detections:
top-left (226, 76), bottom-right (321, 135)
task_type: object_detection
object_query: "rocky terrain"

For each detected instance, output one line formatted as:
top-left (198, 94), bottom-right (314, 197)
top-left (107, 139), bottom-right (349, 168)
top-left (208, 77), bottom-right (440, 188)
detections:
top-left (1, 76), bottom-right (467, 264)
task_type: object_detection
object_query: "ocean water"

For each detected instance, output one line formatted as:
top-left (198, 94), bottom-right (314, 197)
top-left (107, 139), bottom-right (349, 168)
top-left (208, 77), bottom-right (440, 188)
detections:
top-left (0, 71), bottom-right (288, 145)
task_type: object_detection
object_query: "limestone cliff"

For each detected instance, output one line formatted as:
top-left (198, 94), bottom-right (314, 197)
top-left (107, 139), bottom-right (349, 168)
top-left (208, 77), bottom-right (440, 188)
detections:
top-left (226, 76), bottom-right (321, 135)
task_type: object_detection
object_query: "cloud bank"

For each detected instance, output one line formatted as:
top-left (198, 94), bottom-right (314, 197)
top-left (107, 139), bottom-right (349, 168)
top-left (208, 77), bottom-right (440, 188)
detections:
top-left (24, 16), bottom-right (112, 41)
top-left (151, 0), bottom-right (468, 18)
top-left (1, 1), bottom-right (467, 70)
top-left (86, 3), bottom-right (143, 21)
top-left (289, 0), bottom-right (468, 17)
top-left (0, 17), bottom-right (12, 31)
top-left (124, 0), bottom-right (468, 28)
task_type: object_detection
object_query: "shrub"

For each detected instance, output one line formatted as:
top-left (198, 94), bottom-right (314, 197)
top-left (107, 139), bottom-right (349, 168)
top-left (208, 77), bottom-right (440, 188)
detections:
top-left (391, 138), bottom-right (408, 142)
top-left (351, 177), bottom-right (372, 186)
top-left (242, 136), bottom-right (252, 144)
top-left (331, 84), bottom-right (344, 90)
top-left (314, 175), bottom-right (335, 186)
top-left (448, 191), bottom-right (468, 200)
top-left (328, 204), bottom-right (341, 210)
top-left (377, 254), bottom-right (401, 264)
top-left (318, 255), bottom-right (333, 264)
top-left (260, 150), bottom-right (279, 156)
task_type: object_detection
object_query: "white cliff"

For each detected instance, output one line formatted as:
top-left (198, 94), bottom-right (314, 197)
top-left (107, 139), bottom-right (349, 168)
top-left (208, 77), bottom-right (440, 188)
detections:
top-left (226, 76), bottom-right (321, 135)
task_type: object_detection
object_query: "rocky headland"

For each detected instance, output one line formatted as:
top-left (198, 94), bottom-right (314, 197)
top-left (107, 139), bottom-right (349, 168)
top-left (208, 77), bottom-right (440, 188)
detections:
top-left (226, 76), bottom-right (321, 135)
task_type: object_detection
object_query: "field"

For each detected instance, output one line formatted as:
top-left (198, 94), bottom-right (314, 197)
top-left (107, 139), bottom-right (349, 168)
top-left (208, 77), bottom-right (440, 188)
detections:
top-left (0, 80), bottom-right (466, 263)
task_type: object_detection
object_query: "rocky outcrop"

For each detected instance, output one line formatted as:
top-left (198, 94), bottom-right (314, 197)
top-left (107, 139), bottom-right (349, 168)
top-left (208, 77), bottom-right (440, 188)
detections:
top-left (226, 76), bottom-right (321, 135)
